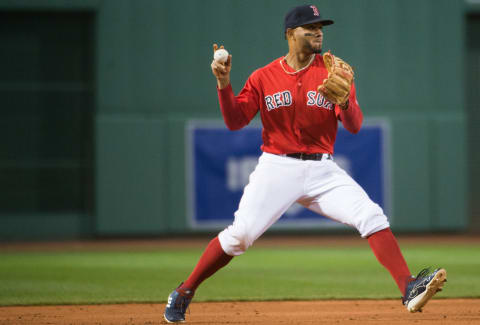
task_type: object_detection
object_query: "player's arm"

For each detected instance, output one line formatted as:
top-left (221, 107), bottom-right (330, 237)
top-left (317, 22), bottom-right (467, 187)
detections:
top-left (336, 82), bottom-right (363, 134)
top-left (211, 44), bottom-right (259, 131)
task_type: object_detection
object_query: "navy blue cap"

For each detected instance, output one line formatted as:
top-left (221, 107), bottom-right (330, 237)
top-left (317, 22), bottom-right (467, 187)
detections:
top-left (284, 4), bottom-right (334, 32)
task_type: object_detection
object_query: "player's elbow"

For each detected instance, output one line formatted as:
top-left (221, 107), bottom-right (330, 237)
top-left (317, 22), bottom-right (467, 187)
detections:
top-left (346, 115), bottom-right (363, 134)
top-left (225, 122), bottom-right (238, 131)
top-left (223, 116), bottom-right (248, 131)
top-left (343, 121), bottom-right (361, 134)
top-left (349, 124), bottom-right (361, 134)
top-left (225, 122), bottom-right (243, 131)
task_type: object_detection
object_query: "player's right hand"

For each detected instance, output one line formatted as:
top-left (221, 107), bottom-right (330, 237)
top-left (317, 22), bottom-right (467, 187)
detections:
top-left (211, 43), bottom-right (232, 89)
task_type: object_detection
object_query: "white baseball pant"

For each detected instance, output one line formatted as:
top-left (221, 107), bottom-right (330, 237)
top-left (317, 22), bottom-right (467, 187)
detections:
top-left (218, 152), bottom-right (390, 256)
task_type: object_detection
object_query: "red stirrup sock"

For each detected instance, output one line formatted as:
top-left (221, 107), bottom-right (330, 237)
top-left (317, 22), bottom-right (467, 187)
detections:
top-left (180, 236), bottom-right (233, 291)
top-left (367, 228), bottom-right (412, 296)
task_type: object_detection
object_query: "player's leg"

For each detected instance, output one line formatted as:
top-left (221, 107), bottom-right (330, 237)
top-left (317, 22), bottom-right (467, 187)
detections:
top-left (366, 227), bottom-right (411, 295)
top-left (164, 236), bottom-right (231, 323)
top-left (218, 153), bottom-right (306, 255)
top-left (187, 153), bottom-right (304, 286)
top-left (180, 236), bottom-right (233, 291)
top-left (164, 153), bottom-right (305, 322)
top-left (304, 159), bottom-right (446, 312)
top-left (305, 164), bottom-right (411, 294)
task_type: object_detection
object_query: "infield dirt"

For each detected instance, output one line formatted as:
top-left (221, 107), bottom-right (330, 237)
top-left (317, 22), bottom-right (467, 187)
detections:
top-left (1, 299), bottom-right (480, 324)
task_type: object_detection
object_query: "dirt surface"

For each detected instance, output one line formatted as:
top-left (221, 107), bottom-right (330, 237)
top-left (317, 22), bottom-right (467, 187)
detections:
top-left (1, 299), bottom-right (479, 325)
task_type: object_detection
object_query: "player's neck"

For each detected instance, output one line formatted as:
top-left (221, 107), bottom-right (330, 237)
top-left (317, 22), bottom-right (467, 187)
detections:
top-left (284, 51), bottom-right (315, 71)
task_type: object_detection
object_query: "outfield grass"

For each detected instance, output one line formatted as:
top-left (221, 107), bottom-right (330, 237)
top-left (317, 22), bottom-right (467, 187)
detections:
top-left (0, 244), bottom-right (479, 306)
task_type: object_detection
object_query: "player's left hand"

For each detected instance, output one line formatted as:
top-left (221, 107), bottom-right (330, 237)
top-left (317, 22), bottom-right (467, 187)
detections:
top-left (317, 52), bottom-right (354, 106)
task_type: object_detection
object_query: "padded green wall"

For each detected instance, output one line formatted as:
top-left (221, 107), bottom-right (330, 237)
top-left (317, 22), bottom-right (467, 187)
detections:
top-left (0, 0), bottom-right (473, 239)
top-left (94, 0), bottom-right (468, 234)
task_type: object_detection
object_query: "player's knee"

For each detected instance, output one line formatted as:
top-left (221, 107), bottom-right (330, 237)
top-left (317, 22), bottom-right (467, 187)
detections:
top-left (354, 203), bottom-right (390, 238)
top-left (218, 221), bottom-right (254, 256)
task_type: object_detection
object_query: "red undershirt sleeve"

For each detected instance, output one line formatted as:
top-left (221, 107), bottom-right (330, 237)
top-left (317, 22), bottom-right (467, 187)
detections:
top-left (217, 75), bottom-right (260, 131)
top-left (336, 82), bottom-right (363, 134)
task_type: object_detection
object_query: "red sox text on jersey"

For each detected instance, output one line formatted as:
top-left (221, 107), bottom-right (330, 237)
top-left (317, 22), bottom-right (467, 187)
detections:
top-left (264, 90), bottom-right (333, 111)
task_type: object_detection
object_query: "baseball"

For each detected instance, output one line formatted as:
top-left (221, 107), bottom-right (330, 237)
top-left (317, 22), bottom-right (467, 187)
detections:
top-left (214, 48), bottom-right (229, 63)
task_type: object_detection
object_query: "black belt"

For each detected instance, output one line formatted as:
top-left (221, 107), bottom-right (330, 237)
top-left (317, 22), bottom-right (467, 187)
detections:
top-left (285, 153), bottom-right (332, 161)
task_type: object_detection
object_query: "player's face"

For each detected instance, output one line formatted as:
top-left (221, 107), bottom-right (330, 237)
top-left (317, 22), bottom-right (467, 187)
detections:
top-left (296, 22), bottom-right (323, 54)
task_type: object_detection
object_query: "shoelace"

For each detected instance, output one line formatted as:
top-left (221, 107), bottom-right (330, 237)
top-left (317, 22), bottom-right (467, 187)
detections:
top-left (406, 267), bottom-right (433, 300)
top-left (414, 268), bottom-right (431, 280)
top-left (403, 267), bottom-right (436, 305)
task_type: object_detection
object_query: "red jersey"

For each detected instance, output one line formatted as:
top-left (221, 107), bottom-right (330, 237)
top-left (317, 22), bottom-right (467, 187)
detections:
top-left (217, 54), bottom-right (363, 154)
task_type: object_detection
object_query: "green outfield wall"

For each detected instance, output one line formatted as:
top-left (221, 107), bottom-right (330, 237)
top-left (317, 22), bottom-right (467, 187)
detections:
top-left (0, 0), bottom-right (477, 240)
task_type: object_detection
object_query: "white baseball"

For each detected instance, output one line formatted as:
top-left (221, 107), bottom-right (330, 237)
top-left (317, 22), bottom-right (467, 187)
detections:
top-left (214, 49), bottom-right (229, 63)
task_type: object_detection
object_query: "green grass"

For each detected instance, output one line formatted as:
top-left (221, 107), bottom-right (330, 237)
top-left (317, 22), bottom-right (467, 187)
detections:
top-left (0, 244), bottom-right (479, 306)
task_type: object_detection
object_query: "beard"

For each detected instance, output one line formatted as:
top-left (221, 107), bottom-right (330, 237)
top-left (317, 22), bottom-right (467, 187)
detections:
top-left (306, 41), bottom-right (322, 54)
top-left (302, 36), bottom-right (322, 54)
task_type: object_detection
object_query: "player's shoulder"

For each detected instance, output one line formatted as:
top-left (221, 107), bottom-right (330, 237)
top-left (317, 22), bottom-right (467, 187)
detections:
top-left (250, 56), bottom-right (284, 78)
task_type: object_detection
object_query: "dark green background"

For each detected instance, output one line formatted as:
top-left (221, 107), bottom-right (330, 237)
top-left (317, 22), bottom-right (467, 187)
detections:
top-left (0, 0), bottom-right (479, 240)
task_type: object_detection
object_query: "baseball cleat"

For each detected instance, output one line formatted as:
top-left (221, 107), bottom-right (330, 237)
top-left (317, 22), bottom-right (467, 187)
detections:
top-left (164, 285), bottom-right (194, 323)
top-left (402, 267), bottom-right (447, 313)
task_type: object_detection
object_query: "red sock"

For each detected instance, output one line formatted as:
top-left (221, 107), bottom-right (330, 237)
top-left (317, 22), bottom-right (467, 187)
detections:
top-left (180, 236), bottom-right (233, 291)
top-left (367, 228), bottom-right (411, 296)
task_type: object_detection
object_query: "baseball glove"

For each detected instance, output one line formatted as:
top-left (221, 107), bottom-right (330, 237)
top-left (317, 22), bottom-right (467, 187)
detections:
top-left (317, 52), bottom-right (354, 106)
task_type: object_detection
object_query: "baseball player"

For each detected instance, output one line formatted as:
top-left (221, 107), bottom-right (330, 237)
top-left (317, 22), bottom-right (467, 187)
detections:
top-left (164, 4), bottom-right (447, 323)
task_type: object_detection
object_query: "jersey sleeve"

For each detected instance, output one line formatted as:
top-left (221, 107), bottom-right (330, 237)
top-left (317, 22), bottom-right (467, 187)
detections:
top-left (335, 81), bottom-right (363, 134)
top-left (217, 73), bottom-right (260, 130)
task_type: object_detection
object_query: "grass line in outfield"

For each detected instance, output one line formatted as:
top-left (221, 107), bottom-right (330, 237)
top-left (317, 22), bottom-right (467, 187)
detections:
top-left (0, 244), bottom-right (479, 306)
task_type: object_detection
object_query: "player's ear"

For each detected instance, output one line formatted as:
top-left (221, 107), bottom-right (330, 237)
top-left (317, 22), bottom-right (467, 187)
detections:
top-left (285, 28), bottom-right (294, 40)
